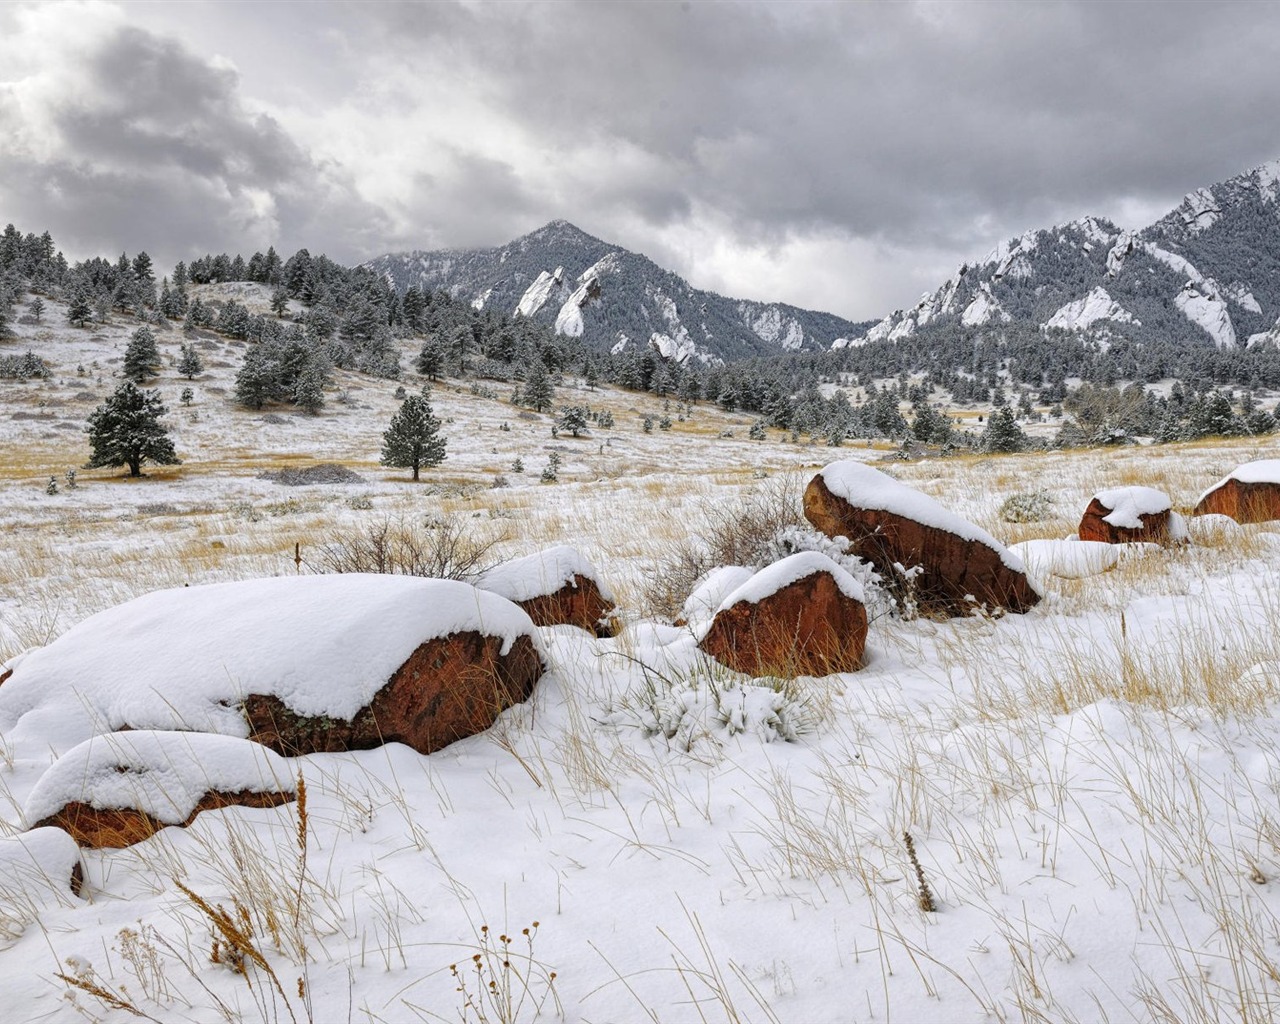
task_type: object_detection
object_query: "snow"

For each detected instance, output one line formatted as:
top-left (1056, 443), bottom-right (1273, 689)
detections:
top-left (1043, 286), bottom-right (1137, 331)
top-left (713, 551), bottom-right (865, 611)
top-left (0, 575), bottom-right (540, 756)
top-left (959, 283), bottom-right (1010, 327)
top-left (477, 544), bottom-right (614, 604)
top-left (10, 289), bottom-right (1280, 1022)
top-left (1175, 281), bottom-right (1238, 349)
top-left (23, 730), bottom-right (294, 827)
top-left (514, 267), bottom-right (565, 317)
top-left (1009, 539), bottom-right (1120, 580)
top-left (681, 566), bottom-right (754, 630)
top-left (0, 828), bottom-right (82, 939)
top-left (817, 460), bottom-right (1030, 573)
top-left (1094, 485), bottom-right (1172, 528)
top-left (1224, 282), bottom-right (1263, 313)
top-left (1196, 459), bottom-right (1280, 505)
top-left (469, 287), bottom-right (493, 311)
top-left (1070, 216), bottom-right (1119, 247)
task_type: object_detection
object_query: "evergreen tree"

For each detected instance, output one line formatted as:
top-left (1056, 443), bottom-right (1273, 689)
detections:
top-left (123, 326), bottom-right (162, 382)
top-left (416, 338), bottom-right (445, 380)
top-left (556, 405), bottom-right (589, 437)
top-left (67, 292), bottom-right (93, 327)
top-left (524, 359), bottom-right (554, 412)
top-left (270, 286), bottom-right (290, 317)
top-left (29, 297), bottom-right (44, 323)
top-left (85, 381), bottom-right (180, 477)
top-left (293, 358), bottom-right (327, 414)
top-left (981, 406), bottom-right (1027, 453)
top-left (380, 393), bottom-right (446, 480)
top-left (178, 342), bottom-right (204, 379)
top-left (0, 301), bottom-right (10, 340)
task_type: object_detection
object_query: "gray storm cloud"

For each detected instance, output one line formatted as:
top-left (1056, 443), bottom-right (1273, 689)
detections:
top-left (3, 1), bottom-right (1280, 318)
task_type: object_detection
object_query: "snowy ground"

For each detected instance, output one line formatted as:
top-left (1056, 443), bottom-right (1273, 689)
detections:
top-left (3, 294), bottom-right (1280, 1022)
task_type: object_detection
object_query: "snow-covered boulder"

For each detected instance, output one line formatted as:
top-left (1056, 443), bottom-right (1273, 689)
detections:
top-left (698, 553), bottom-right (867, 678)
top-left (477, 545), bottom-right (618, 636)
top-left (1008, 539), bottom-right (1121, 580)
top-left (25, 732), bottom-right (295, 849)
top-left (1078, 486), bottom-right (1185, 545)
top-left (1193, 460), bottom-right (1280, 523)
top-left (803, 461), bottom-right (1041, 616)
top-left (678, 566), bottom-right (755, 632)
top-left (0, 828), bottom-right (83, 939)
top-left (0, 575), bottom-right (545, 759)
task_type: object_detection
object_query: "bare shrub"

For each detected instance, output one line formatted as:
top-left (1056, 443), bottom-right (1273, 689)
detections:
top-left (644, 475), bottom-right (809, 619)
top-left (310, 514), bottom-right (504, 582)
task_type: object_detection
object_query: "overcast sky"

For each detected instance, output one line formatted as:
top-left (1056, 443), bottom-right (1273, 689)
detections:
top-left (2, 1), bottom-right (1279, 321)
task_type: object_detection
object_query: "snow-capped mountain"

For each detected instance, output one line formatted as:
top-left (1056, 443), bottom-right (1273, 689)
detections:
top-left (366, 221), bottom-right (869, 364)
top-left (835, 159), bottom-right (1280, 354)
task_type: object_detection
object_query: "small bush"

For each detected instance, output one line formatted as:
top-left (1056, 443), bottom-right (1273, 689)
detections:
top-left (311, 515), bottom-right (503, 581)
top-left (999, 490), bottom-right (1055, 523)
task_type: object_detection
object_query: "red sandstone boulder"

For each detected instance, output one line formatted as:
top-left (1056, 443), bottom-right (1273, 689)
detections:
top-left (803, 461), bottom-right (1041, 616)
top-left (698, 553), bottom-right (868, 677)
top-left (0, 575), bottom-right (546, 760)
top-left (477, 545), bottom-right (618, 636)
top-left (1078, 486), bottom-right (1184, 545)
top-left (24, 732), bottom-right (296, 849)
top-left (1193, 461), bottom-right (1280, 523)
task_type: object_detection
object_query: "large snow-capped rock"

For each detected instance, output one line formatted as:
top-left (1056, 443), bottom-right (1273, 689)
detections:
top-left (1078, 486), bottom-right (1185, 545)
top-left (697, 553), bottom-right (868, 678)
top-left (477, 544), bottom-right (618, 636)
top-left (1194, 460), bottom-right (1280, 523)
top-left (1175, 282), bottom-right (1237, 349)
top-left (25, 731), bottom-right (296, 848)
top-left (803, 461), bottom-right (1041, 616)
top-left (0, 575), bottom-right (545, 760)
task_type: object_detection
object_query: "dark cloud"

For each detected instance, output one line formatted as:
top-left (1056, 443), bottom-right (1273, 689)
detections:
top-left (5, 1), bottom-right (1280, 318)
top-left (0, 18), bottom-right (389, 273)
top-left (362, 1), bottom-right (1280, 248)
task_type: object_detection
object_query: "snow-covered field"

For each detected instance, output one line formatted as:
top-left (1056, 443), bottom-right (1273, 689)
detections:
top-left (3, 296), bottom-right (1280, 1022)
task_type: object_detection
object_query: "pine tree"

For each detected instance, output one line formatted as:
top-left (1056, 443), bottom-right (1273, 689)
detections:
top-left (981, 406), bottom-right (1027, 453)
top-left (524, 359), bottom-right (554, 413)
top-left (293, 358), bottom-right (327, 415)
top-left (85, 381), bottom-right (180, 477)
top-left (270, 286), bottom-right (290, 317)
top-left (178, 342), bottom-right (204, 379)
top-left (67, 292), bottom-right (93, 327)
top-left (556, 405), bottom-right (589, 437)
top-left (29, 297), bottom-right (44, 323)
top-left (380, 393), bottom-right (446, 480)
top-left (123, 326), bottom-right (162, 382)
top-left (416, 339), bottom-right (445, 380)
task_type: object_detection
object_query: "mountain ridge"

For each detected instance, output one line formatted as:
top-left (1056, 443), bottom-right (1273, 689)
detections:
top-left (839, 158), bottom-right (1280, 355)
top-left (366, 222), bottom-right (871, 365)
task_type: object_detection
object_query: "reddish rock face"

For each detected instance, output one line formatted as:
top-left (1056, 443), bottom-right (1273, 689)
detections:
top-left (803, 474), bottom-right (1040, 617)
top-left (1193, 479), bottom-right (1280, 524)
top-left (1077, 498), bottom-right (1172, 544)
top-left (699, 571), bottom-right (867, 678)
top-left (34, 790), bottom-right (295, 849)
top-left (242, 631), bottom-right (543, 757)
top-left (514, 574), bottom-right (618, 637)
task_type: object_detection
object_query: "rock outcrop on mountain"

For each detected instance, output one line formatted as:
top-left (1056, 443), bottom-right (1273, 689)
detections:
top-left (833, 159), bottom-right (1280, 357)
top-left (367, 220), bottom-right (868, 364)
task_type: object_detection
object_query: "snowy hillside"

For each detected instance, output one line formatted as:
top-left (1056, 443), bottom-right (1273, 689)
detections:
top-left (4, 270), bottom-right (1280, 1024)
top-left (366, 220), bottom-right (869, 364)
top-left (837, 158), bottom-right (1280, 355)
